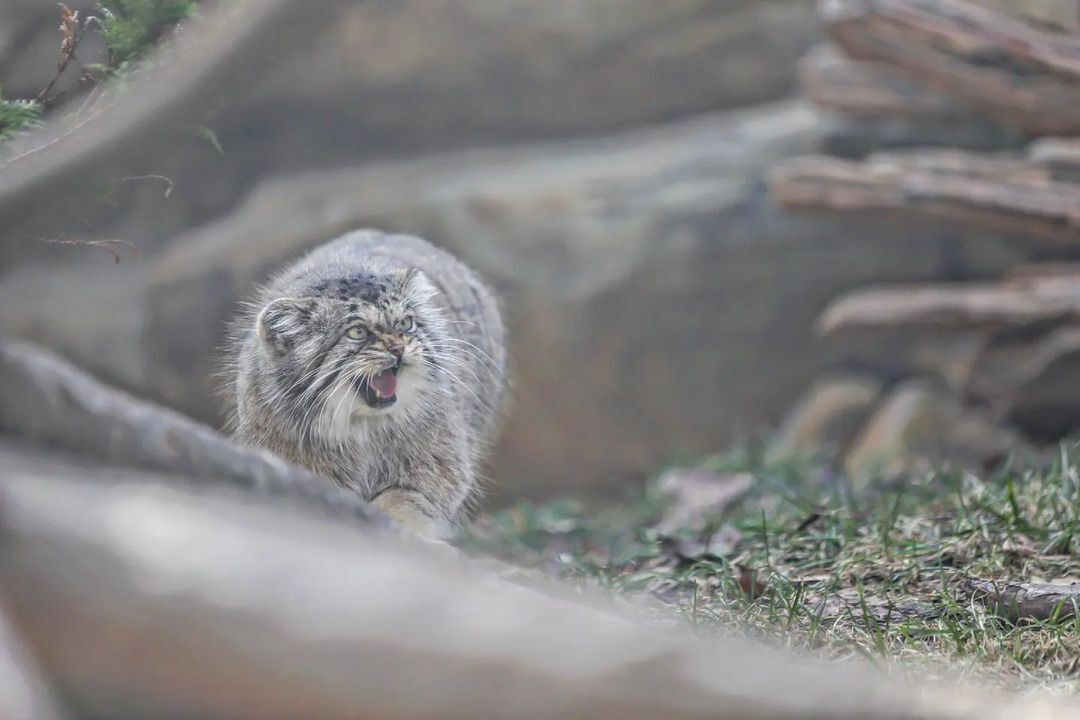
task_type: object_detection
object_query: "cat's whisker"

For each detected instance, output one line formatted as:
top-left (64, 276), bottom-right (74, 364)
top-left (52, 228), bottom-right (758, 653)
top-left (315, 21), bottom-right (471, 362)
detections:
top-left (421, 350), bottom-right (487, 387)
top-left (426, 339), bottom-right (504, 375)
top-left (420, 357), bottom-right (491, 411)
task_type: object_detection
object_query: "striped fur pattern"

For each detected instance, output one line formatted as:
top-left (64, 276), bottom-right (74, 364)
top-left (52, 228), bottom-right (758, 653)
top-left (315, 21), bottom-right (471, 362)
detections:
top-left (223, 230), bottom-right (506, 538)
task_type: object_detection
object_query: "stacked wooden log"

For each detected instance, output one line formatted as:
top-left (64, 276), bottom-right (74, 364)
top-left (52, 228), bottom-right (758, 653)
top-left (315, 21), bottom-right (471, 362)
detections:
top-left (767, 0), bottom-right (1080, 481)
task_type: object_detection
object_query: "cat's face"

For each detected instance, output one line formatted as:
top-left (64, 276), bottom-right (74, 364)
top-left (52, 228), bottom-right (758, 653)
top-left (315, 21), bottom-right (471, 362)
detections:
top-left (255, 268), bottom-right (444, 438)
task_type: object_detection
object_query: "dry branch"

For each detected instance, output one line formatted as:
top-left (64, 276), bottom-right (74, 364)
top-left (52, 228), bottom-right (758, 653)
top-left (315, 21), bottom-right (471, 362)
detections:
top-left (1, 446), bottom-right (1075, 720)
top-left (818, 283), bottom-right (1080, 335)
top-left (968, 579), bottom-right (1080, 622)
top-left (820, 0), bottom-right (1080, 135)
top-left (770, 152), bottom-right (1080, 242)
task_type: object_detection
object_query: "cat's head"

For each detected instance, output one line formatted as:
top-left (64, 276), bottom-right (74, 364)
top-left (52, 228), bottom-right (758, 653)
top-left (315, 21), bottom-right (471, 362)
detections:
top-left (252, 266), bottom-right (446, 438)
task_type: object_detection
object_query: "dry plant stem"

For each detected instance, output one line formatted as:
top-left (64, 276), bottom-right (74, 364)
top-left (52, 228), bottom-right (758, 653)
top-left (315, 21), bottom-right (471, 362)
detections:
top-left (36, 4), bottom-right (82, 103)
top-left (121, 174), bottom-right (174, 198)
top-left (34, 236), bottom-right (140, 264)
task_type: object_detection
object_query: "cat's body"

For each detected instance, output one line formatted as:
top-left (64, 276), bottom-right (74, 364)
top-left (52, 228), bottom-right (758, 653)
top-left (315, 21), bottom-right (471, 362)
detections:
top-left (224, 230), bottom-right (506, 538)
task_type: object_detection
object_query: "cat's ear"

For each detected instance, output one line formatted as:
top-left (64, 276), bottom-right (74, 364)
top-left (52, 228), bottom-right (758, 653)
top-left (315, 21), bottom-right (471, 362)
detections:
top-left (395, 267), bottom-right (434, 298)
top-left (256, 297), bottom-right (317, 355)
top-left (394, 267), bottom-right (421, 290)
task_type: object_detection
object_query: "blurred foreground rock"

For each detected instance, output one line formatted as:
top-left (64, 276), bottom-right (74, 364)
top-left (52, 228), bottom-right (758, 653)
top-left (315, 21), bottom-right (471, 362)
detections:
top-left (0, 336), bottom-right (381, 523)
top-left (2, 442), bottom-right (1079, 720)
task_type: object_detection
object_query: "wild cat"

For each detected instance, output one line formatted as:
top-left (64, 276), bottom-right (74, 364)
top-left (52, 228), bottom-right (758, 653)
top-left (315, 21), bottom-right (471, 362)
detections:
top-left (224, 229), bottom-right (506, 539)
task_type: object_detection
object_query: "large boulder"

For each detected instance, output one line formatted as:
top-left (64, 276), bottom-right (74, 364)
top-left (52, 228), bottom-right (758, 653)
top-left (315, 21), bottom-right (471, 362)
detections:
top-left (0, 0), bottom-right (820, 261)
top-left (3, 100), bottom-right (1048, 499)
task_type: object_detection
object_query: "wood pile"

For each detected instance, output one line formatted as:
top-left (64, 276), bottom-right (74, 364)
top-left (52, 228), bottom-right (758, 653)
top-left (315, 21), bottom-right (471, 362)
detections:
top-left (767, 0), bottom-right (1080, 479)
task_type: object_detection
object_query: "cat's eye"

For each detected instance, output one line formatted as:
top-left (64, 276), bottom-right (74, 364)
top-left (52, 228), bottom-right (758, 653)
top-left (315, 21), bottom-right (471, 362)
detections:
top-left (398, 317), bottom-right (416, 333)
top-left (345, 326), bottom-right (367, 340)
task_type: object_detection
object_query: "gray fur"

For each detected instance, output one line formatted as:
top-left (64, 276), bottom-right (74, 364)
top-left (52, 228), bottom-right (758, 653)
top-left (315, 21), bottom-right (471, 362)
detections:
top-left (223, 230), bottom-right (506, 538)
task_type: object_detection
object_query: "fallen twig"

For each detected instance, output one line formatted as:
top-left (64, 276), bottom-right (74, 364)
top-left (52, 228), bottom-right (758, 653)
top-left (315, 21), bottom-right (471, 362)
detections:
top-left (967, 579), bottom-right (1080, 622)
top-left (121, 173), bottom-right (174, 198)
top-left (34, 235), bottom-right (139, 264)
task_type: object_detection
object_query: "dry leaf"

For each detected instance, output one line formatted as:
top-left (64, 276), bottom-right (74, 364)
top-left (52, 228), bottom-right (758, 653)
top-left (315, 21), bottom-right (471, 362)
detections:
top-left (655, 468), bottom-right (755, 534)
top-left (1001, 534), bottom-right (1038, 557)
top-left (665, 524), bottom-right (743, 561)
top-left (737, 565), bottom-right (766, 600)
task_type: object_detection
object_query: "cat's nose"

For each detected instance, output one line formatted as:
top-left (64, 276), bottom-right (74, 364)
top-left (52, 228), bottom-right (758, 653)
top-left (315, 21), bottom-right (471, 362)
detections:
top-left (387, 342), bottom-right (405, 360)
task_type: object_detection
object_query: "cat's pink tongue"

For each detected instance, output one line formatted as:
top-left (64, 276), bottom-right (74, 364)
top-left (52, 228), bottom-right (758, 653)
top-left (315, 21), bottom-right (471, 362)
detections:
top-left (369, 369), bottom-right (398, 398)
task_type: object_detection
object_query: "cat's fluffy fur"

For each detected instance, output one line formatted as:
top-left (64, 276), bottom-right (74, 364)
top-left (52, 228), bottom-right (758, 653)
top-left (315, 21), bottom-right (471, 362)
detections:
top-left (223, 229), bottom-right (506, 538)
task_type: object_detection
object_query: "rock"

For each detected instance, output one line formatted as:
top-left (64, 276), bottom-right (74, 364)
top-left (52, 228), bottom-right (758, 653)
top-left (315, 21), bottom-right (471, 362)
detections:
top-left (0, 603), bottom-right (65, 720)
top-left (844, 379), bottom-right (1035, 486)
top-left (0, 336), bottom-right (382, 525)
top-left (0, 0), bottom-right (820, 261)
top-left (257, 0), bottom-right (821, 142)
top-left (135, 101), bottom-right (830, 500)
top-left (2, 98), bottom-right (1051, 500)
top-left (2, 447), bottom-right (1069, 720)
top-left (138, 102), bottom-right (1048, 501)
top-left (766, 376), bottom-right (882, 464)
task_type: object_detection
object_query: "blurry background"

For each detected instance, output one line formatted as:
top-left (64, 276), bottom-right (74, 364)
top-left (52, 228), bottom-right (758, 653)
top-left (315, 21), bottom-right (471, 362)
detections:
top-left (2, 0), bottom-right (1078, 502)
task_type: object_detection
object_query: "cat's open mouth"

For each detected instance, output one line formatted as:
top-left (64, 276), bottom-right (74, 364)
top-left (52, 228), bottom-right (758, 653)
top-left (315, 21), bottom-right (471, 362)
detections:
top-left (355, 367), bottom-right (398, 408)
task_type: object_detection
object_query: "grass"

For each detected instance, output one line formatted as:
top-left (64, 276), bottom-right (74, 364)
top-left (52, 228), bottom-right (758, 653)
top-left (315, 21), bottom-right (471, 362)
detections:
top-left (0, 88), bottom-right (42, 143)
top-left (1, 0), bottom-right (199, 150)
top-left (462, 446), bottom-right (1080, 694)
top-left (95, 0), bottom-right (200, 69)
